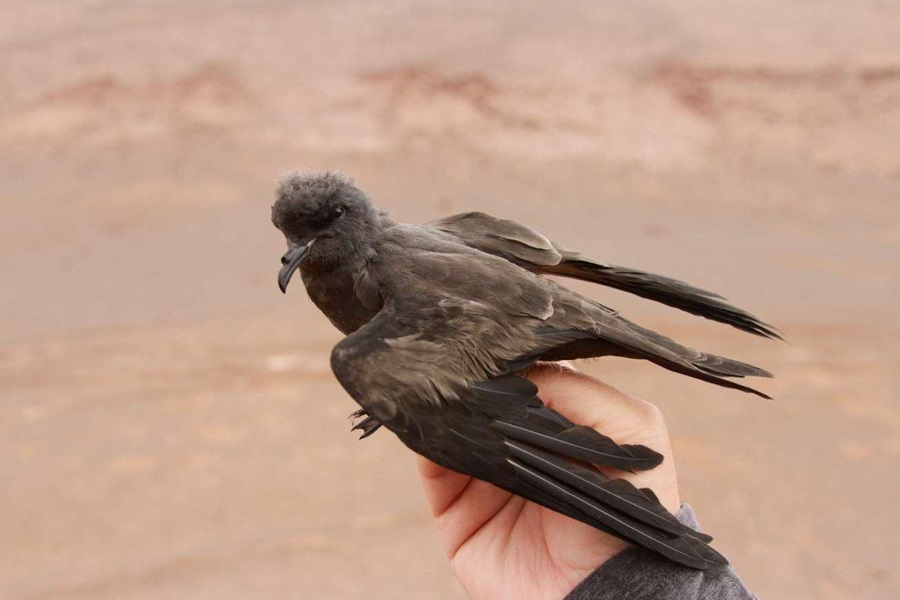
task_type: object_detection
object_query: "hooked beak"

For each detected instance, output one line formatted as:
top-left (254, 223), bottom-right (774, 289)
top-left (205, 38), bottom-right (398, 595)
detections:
top-left (278, 241), bottom-right (313, 293)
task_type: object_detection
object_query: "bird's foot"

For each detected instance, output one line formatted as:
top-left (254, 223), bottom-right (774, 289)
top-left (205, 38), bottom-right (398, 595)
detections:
top-left (350, 408), bottom-right (382, 440)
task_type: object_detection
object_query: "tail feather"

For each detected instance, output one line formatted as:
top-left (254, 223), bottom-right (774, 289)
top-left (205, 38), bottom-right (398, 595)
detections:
top-left (560, 305), bottom-right (776, 398)
top-left (625, 319), bottom-right (774, 380)
top-left (609, 329), bottom-right (774, 399)
top-left (646, 358), bottom-right (772, 399)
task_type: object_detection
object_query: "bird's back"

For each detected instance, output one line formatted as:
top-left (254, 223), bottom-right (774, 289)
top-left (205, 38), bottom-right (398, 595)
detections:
top-left (373, 220), bottom-right (557, 313)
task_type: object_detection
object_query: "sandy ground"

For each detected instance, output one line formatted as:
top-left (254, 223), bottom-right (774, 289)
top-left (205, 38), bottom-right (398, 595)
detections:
top-left (2, 2), bottom-right (899, 598)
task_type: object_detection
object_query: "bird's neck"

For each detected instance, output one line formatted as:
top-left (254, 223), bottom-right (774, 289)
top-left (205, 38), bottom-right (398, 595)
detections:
top-left (301, 257), bottom-right (382, 335)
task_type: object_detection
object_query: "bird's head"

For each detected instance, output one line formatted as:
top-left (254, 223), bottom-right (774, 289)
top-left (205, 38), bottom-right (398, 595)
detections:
top-left (272, 171), bottom-right (377, 292)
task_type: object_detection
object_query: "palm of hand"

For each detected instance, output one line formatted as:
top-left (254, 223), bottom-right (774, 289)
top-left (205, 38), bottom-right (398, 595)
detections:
top-left (417, 365), bottom-right (680, 600)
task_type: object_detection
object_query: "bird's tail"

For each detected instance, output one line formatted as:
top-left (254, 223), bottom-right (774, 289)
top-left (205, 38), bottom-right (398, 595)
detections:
top-left (534, 301), bottom-right (774, 398)
top-left (616, 317), bottom-right (775, 398)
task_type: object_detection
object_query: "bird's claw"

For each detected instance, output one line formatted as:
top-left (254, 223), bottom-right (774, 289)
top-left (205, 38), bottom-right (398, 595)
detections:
top-left (350, 408), bottom-right (382, 440)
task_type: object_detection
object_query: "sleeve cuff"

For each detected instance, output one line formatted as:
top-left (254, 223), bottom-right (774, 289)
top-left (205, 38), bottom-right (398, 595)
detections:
top-left (564, 504), bottom-right (757, 600)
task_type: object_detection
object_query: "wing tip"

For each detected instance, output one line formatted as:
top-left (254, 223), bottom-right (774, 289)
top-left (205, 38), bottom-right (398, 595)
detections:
top-left (556, 258), bottom-right (785, 343)
top-left (509, 457), bottom-right (730, 570)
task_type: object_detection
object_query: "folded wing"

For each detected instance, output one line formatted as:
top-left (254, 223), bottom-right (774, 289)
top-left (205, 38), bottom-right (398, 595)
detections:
top-left (330, 302), bottom-right (728, 569)
top-left (427, 211), bottom-right (781, 340)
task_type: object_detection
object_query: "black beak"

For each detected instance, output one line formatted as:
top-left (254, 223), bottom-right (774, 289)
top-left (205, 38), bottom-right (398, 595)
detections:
top-left (278, 242), bottom-right (312, 293)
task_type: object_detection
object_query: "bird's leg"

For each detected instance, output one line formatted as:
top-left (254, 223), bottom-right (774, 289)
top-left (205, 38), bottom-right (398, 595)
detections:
top-left (349, 408), bottom-right (383, 440)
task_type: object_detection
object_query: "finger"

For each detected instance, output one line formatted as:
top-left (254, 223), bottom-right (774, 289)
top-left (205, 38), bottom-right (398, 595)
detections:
top-left (525, 363), bottom-right (669, 447)
top-left (523, 364), bottom-right (681, 513)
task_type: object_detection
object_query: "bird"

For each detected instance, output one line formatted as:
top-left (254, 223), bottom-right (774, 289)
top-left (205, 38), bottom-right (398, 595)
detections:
top-left (271, 170), bottom-right (777, 570)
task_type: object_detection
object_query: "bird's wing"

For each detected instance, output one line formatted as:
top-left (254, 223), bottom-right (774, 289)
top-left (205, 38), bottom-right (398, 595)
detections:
top-left (426, 211), bottom-right (781, 340)
top-left (329, 293), bottom-right (726, 569)
top-left (425, 211), bottom-right (563, 266)
top-left (376, 231), bottom-right (771, 396)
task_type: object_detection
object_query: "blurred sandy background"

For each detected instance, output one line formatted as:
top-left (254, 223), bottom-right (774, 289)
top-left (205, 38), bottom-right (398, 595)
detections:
top-left (2, 1), bottom-right (899, 598)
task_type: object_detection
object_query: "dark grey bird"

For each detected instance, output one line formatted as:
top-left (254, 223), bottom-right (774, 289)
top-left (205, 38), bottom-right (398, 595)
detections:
top-left (272, 171), bottom-right (777, 570)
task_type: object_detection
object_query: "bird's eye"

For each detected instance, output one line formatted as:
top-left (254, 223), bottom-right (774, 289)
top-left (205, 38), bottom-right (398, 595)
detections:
top-left (333, 206), bottom-right (345, 219)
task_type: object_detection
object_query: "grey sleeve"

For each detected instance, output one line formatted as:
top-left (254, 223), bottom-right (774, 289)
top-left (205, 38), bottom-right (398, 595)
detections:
top-left (565, 504), bottom-right (756, 600)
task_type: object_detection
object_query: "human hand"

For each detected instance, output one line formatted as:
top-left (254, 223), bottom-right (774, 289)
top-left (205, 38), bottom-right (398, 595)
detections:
top-left (417, 363), bottom-right (680, 600)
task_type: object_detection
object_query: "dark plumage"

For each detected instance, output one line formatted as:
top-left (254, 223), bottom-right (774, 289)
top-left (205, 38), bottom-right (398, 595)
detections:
top-left (271, 171), bottom-right (777, 570)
